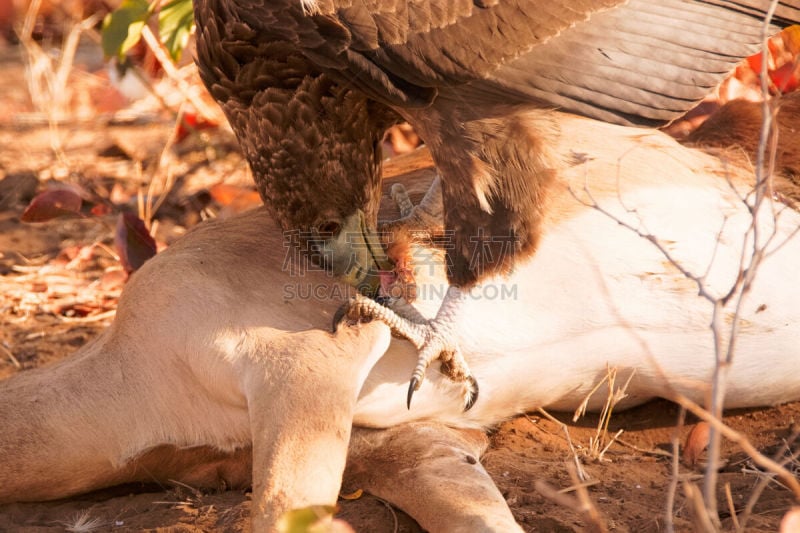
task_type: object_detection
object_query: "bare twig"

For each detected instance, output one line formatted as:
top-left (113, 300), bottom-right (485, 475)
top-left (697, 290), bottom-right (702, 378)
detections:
top-left (737, 429), bottom-right (800, 532)
top-left (664, 407), bottom-right (686, 533)
top-left (725, 483), bottom-right (741, 530)
top-left (0, 343), bottom-right (22, 369)
top-left (685, 482), bottom-right (716, 533)
top-left (139, 26), bottom-right (222, 121)
top-left (534, 464), bottom-right (607, 533)
top-left (570, 4), bottom-right (793, 517)
top-left (535, 408), bottom-right (588, 481)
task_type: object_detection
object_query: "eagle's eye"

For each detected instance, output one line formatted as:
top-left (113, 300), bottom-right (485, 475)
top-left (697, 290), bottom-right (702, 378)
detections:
top-left (316, 220), bottom-right (342, 237)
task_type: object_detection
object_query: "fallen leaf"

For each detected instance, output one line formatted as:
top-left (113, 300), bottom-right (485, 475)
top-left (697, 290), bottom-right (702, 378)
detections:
top-left (100, 269), bottom-right (128, 291)
top-left (208, 183), bottom-right (262, 213)
top-left (20, 188), bottom-right (82, 222)
top-left (277, 505), bottom-right (355, 533)
top-left (176, 109), bottom-right (219, 142)
top-left (115, 212), bottom-right (157, 273)
top-left (338, 489), bottom-right (363, 500)
top-left (90, 203), bottom-right (113, 216)
top-left (683, 421), bottom-right (710, 467)
top-left (30, 281), bottom-right (47, 293)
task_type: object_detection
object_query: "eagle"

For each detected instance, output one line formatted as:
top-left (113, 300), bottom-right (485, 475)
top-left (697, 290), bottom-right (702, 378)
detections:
top-left (192, 0), bottom-right (800, 409)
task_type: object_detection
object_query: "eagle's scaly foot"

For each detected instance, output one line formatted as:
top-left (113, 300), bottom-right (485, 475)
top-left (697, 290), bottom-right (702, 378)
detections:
top-left (382, 176), bottom-right (444, 236)
top-left (333, 287), bottom-right (478, 412)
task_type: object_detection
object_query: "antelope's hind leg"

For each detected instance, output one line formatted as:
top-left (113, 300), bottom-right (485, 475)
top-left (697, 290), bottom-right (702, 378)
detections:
top-left (345, 422), bottom-right (523, 533)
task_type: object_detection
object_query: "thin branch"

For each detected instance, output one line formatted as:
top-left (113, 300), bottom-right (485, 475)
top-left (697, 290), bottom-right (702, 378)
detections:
top-left (664, 407), bottom-right (686, 533)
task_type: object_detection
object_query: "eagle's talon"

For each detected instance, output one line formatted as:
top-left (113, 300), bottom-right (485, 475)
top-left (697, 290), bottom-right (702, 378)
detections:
top-left (407, 377), bottom-right (420, 409)
top-left (332, 299), bottom-right (350, 332)
top-left (464, 375), bottom-right (479, 412)
top-left (332, 297), bottom-right (365, 332)
top-left (335, 288), bottom-right (476, 410)
top-left (332, 295), bottom-right (378, 332)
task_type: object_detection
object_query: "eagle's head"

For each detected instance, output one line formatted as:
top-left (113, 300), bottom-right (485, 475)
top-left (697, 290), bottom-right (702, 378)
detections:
top-left (226, 74), bottom-right (396, 296)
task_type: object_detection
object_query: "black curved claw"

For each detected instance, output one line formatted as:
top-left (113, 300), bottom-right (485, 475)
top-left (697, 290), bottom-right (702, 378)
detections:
top-left (407, 377), bottom-right (419, 410)
top-left (463, 375), bottom-right (479, 412)
top-left (332, 301), bottom-right (351, 333)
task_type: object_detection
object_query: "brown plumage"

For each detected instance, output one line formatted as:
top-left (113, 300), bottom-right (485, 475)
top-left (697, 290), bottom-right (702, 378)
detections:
top-left (192, 0), bottom-right (800, 407)
top-left (194, 0), bottom-right (799, 285)
top-left (687, 92), bottom-right (800, 199)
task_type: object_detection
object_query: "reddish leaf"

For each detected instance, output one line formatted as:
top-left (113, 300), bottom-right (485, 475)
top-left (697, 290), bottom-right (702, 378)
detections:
top-left (115, 212), bottom-right (157, 273)
top-left (20, 188), bottom-right (82, 222)
top-left (30, 281), bottom-right (48, 293)
top-left (682, 421), bottom-right (710, 468)
top-left (769, 62), bottom-right (800, 93)
top-left (176, 110), bottom-right (219, 142)
top-left (90, 203), bottom-right (113, 216)
top-left (208, 183), bottom-right (262, 212)
top-left (746, 53), bottom-right (762, 76)
top-left (100, 268), bottom-right (128, 290)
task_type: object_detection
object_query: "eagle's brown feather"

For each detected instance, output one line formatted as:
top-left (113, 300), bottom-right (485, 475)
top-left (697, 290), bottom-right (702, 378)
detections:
top-left (193, 0), bottom-right (800, 287)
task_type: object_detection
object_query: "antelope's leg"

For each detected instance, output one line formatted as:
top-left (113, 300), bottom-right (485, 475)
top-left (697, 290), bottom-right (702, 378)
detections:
top-left (345, 422), bottom-right (523, 533)
top-left (245, 324), bottom-right (390, 530)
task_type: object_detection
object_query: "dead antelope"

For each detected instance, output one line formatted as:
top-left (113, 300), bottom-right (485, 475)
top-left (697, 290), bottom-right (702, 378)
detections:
top-left (1, 110), bottom-right (799, 532)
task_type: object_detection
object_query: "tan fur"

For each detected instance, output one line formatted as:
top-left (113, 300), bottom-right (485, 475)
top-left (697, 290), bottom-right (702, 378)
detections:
top-left (2, 111), bottom-right (800, 531)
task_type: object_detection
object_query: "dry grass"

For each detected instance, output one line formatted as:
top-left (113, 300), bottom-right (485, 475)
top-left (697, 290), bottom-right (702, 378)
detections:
top-left (0, 242), bottom-right (122, 328)
top-left (61, 510), bottom-right (106, 533)
top-left (572, 365), bottom-right (634, 462)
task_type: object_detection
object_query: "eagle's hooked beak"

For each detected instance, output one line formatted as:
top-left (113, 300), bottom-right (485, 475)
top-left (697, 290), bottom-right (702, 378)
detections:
top-left (314, 210), bottom-right (393, 298)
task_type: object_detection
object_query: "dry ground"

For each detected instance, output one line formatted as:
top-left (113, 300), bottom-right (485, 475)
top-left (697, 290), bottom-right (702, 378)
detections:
top-left (0, 41), bottom-right (799, 532)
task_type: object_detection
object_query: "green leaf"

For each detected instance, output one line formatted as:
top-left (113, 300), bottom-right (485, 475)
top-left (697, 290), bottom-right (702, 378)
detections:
top-left (158, 0), bottom-right (195, 62)
top-left (277, 505), bottom-right (338, 533)
top-left (101, 0), bottom-right (154, 59)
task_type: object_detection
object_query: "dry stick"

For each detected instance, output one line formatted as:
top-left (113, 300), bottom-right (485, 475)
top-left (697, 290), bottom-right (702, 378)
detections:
top-left (139, 26), bottom-right (222, 122)
top-left (535, 408), bottom-right (588, 482)
top-left (0, 343), bottom-right (21, 369)
top-left (534, 467), bottom-right (607, 533)
top-left (737, 430), bottom-right (800, 532)
top-left (570, 365), bottom-right (633, 461)
top-left (664, 407), bottom-right (685, 533)
top-left (567, 462), bottom-right (606, 532)
top-left (573, 97), bottom-right (787, 529)
top-left (19, 1), bottom-right (100, 160)
top-left (725, 483), bottom-right (741, 531)
top-left (143, 104), bottom-right (184, 229)
top-left (704, 1), bottom-right (781, 519)
top-left (685, 482), bottom-right (717, 533)
top-left (614, 437), bottom-right (672, 458)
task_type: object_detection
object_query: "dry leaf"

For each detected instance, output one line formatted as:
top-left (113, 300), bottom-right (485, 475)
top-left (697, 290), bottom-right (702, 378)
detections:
top-left (683, 421), bottom-right (710, 467)
top-left (338, 489), bottom-right (363, 501)
top-left (20, 188), bottom-right (82, 222)
top-left (115, 212), bottom-right (157, 273)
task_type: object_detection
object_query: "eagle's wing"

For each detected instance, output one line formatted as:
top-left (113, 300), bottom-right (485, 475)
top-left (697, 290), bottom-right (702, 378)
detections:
top-left (281, 0), bottom-right (799, 123)
top-left (285, 0), bottom-right (627, 105)
top-left (476, 1), bottom-right (800, 126)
